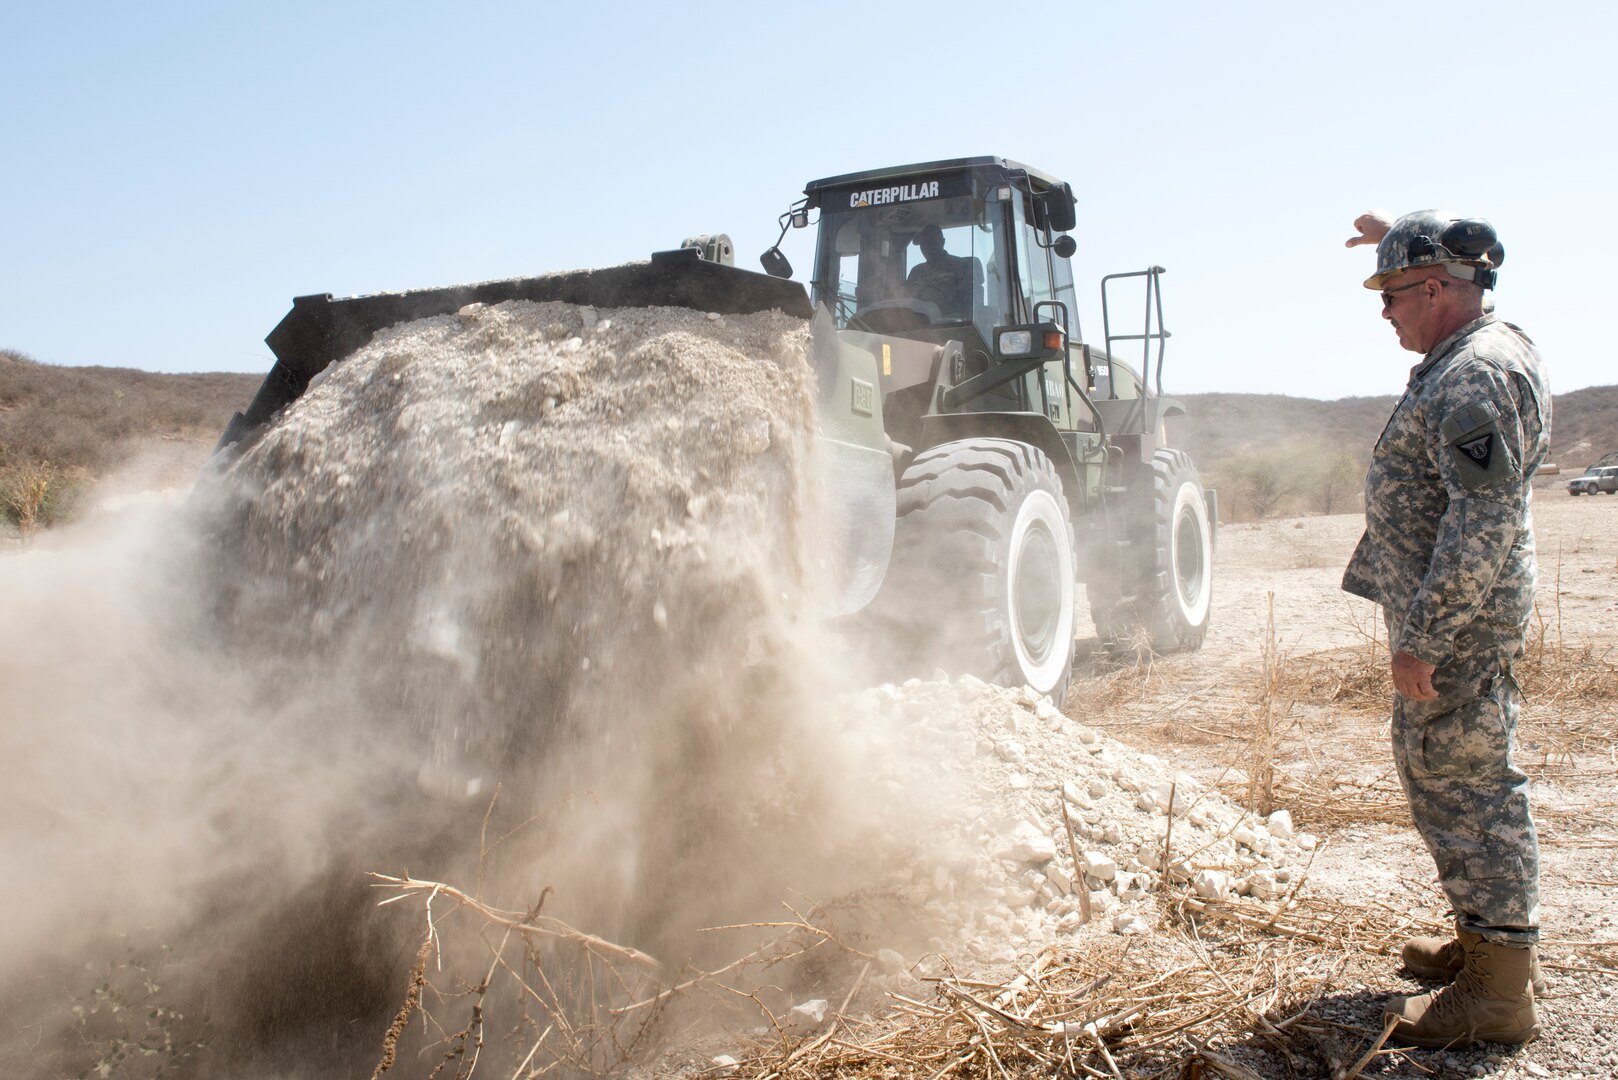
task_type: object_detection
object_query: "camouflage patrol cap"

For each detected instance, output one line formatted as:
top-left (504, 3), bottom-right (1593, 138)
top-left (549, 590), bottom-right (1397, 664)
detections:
top-left (1364, 210), bottom-right (1505, 290)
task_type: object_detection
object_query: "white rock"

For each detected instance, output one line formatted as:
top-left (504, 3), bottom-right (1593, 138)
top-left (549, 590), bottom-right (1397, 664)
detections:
top-left (712, 1054), bottom-right (739, 1075)
top-left (1295, 832), bottom-right (1318, 851)
top-left (1100, 822), bottom-right (1123, 844)
top-left (1062, 780), bottom-right (1089, 806)
top-left (1135, 792), bottom-right (1160, 813)
top-left (1057, 911), bottom-right (1086, 933)
top-left (1006, 821), bottom-right (1057, 865)
top-left (1079, 851), bottom-right (1118, 881)
top-left (1246, 868), bottom-right (1282, 899)
top-left (1007, 772), bottom-right (1030, 790)
top-left (1114, 913), bottom-right (1150, 935)
top-left (994, 740), bottom-right (1027, 764)
top-left (789, 999), bottom-right (829, 1026)
top-left (1231, 825), bottom-right (1264, 850)
top-left (1086, 778), bottom-right (1108, 800)
top-left (1193, 869), bottom-right (1232, 900)
top-left (1076, 727), bottom-right (1100, 746)
top-left (499, 419), bottom-right (522, 446)
top-left (1112, 769), bottom-right (1145, 794)
top-left (1265, 809), bottom-right (1295, 839)
top-left (1035, 700), bottom-right (1062, 723)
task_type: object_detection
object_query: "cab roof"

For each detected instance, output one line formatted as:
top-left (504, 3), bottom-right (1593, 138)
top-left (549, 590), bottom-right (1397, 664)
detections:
top-left (804, 156), bottom-right (1065, 197)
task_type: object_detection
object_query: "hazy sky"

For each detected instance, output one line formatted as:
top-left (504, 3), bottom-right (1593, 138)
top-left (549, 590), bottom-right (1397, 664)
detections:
top-left (3, 2), bottom-right (1611, 399)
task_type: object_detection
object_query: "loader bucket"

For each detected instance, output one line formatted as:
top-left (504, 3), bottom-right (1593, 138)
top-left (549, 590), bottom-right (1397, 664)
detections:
top-left (213, 249), bottom-right (897, 618)
top-left (216, 247), bottom-right (814, 453)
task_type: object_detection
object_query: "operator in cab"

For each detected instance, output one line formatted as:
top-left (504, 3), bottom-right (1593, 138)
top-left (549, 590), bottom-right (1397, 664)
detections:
top-left (906, 224), bottom-right (979, 321)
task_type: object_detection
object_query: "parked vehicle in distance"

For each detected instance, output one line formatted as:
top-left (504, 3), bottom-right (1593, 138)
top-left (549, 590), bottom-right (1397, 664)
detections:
top-left (1567, 465), bottom-right (1618, 495)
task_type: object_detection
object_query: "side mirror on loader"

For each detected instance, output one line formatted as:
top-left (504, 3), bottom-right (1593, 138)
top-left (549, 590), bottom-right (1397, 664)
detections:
top-left (1037, 182), bottom-right (1077, 233)
top-left (759, 247), bottom-right (793, 279)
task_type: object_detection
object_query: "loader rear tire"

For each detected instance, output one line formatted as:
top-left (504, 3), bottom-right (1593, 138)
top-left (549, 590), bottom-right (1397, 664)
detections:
top-left (1089, 448), bottom-right (1212, 653)
top-left (874, 439), bottom-right (1076, 699)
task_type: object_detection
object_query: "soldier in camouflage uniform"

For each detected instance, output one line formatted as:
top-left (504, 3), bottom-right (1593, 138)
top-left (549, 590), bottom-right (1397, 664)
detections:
top-left (1343, 210), bottom-right (1550, 1047)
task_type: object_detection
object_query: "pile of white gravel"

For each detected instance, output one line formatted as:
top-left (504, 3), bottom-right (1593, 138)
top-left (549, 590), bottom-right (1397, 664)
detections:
top-left (823, 673), bottom-right (1321, 981)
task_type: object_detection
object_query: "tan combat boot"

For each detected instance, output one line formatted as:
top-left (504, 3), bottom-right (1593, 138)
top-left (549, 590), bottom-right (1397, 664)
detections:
top-left (1386, 934), bottom-right (1540, 1048)
top-left (1403, 929), bottom-right (1546, 995)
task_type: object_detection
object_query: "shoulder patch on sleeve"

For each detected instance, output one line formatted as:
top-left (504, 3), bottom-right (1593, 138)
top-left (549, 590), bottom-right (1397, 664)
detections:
top-left (1439, 401), bottom-right (1511, 489)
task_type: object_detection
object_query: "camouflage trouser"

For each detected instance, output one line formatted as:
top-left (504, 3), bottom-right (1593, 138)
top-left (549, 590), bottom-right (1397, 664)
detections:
top-left (1388, 619), bottom-right (1540, 945)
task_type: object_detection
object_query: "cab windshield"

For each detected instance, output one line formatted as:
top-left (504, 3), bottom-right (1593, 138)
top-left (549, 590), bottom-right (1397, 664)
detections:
top-left (811, 173), bottom-right (1015, 343)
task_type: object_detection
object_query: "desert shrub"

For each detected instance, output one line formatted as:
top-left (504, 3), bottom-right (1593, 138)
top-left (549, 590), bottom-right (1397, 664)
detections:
top-left (1206, 444), bottom-right (1366, 522)
top-left (0, 452), bottom-right (88, 536)
top-left (1306, 446), bottom-right (1364, 514)
top-left (1211, 448), bottom-right (1296, 521)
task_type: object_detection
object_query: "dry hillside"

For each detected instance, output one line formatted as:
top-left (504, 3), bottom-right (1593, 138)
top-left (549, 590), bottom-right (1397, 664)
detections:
top-left (1174, 384), bottom-right (1618, 473)
top-left (2, 345), bottom-right (1613, 533)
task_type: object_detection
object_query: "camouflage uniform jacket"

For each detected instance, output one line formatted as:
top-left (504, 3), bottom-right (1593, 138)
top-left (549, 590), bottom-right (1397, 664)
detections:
top-left (1342, 314), bottom-right (1551, 666)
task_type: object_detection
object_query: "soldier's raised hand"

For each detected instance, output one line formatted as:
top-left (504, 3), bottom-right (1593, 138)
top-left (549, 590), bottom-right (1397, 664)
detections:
top-left (1345, 211), bottom-right (1395, 249)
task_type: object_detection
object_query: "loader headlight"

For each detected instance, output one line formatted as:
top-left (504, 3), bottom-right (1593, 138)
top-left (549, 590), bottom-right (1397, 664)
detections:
top-left (998, 329), bottom-right (1033, 357)
top-left (993, 322), bottom-right (1065, 361)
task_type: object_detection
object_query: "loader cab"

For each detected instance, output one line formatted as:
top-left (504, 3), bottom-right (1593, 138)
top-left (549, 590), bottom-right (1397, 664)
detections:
top-left (804, 158), bottom-right (1079, 363)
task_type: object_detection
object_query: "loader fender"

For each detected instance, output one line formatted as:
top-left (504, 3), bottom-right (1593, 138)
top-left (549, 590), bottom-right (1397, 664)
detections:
top-left (918, 411), bottom-right (1083, 520)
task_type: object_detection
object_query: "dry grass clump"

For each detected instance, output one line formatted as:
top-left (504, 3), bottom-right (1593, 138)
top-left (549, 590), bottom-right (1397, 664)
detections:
top-left (0, 447), bottom-right (87, 536)
top-left (1068, 646), bottom-right (1190, 716)
top-left (365, 873), bottom-right (888, 1079)
top-left (1217, 773), bottom-right (1409, 831)
top-left (363, 859), bottom-right (1470, 1080)
top-left (732, 887), bottom-right (1450, 1080)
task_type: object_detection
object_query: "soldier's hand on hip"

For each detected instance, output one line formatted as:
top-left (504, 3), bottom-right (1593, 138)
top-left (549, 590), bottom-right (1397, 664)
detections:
top-left (1392, 650), bottom-right (1439, 700)
top-left (1345, 211), bottom-right (1394, 248)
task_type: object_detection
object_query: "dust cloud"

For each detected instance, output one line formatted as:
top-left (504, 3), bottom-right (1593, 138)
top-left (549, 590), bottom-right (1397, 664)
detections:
top-left (0, 301), bottom-right (951, 1078)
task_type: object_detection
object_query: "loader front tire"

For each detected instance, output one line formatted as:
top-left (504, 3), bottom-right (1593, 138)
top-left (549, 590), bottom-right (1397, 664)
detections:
top-left (1090, 448), bottom-right (1212, 653)
top-left (875, 439), bottom-right (1076, 699)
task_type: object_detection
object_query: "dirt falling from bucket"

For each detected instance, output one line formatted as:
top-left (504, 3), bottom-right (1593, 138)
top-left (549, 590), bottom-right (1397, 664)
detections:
top-left (3, 299), bottom-right (932, 1078)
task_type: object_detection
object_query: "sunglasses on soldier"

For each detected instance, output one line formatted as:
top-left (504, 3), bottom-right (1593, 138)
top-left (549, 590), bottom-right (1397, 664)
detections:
top-left (1381, 278), bottom-right (1443, 308)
